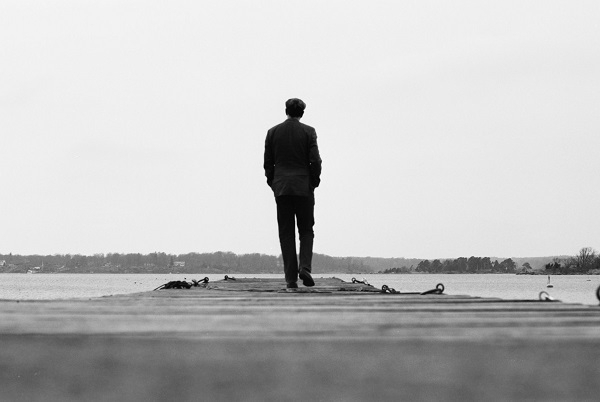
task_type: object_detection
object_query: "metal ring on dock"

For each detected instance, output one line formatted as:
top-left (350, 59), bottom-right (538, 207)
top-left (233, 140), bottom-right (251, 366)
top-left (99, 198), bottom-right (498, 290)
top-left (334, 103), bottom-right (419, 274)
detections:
top-left (596, 285), bottom-right (600, 303)
top-left (421, 283), bottom-right (445, 295)
top-left (539, 291), bottom-right (554, 301)
top-left (224, 275), bottom-right (236, 281)
top-left (381, 285), bottom-right (398, 294)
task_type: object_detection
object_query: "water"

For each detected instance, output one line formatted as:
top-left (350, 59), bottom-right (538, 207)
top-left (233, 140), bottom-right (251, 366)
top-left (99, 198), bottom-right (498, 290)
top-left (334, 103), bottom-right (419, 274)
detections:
top-left (1, 273), bottom-right (598, 306)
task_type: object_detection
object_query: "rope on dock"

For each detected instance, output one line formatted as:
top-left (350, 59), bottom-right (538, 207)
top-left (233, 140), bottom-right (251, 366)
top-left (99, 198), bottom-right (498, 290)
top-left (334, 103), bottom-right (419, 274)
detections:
top-left (351, 277), bottom-right (369, 285)
top-left (381, 283), bottom-right (445, 295)
top-left (154, 277), bottom-right (209, 291)
top-left (154, 281), bottom-right (191, 290)
top-left (192, 277), bottom-right (210, 286)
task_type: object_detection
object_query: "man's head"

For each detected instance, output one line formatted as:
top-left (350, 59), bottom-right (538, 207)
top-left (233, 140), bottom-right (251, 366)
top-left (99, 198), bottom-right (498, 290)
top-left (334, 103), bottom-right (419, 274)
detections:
top-left (285, 98), bottom-right (306, 118)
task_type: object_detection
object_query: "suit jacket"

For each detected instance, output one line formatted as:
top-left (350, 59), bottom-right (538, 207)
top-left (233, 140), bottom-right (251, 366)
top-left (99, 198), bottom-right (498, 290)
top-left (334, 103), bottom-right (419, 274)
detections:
top-left (264, 118), bottom-right (322, 197)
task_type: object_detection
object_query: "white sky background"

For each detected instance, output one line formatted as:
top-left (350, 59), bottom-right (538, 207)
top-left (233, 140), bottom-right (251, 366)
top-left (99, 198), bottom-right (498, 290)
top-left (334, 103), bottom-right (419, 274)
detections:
top-left (1, 0), bottom-right (599, 259)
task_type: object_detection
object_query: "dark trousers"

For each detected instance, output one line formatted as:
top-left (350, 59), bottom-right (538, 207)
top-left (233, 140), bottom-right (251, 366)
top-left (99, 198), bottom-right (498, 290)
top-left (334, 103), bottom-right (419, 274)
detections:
top-left (275, 194), bottom-right (315, 284)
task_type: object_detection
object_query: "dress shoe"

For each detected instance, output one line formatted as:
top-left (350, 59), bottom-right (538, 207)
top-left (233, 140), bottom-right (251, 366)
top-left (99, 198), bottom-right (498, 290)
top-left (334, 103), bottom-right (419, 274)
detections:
top-left (299, 268), bottom-right (315, 287)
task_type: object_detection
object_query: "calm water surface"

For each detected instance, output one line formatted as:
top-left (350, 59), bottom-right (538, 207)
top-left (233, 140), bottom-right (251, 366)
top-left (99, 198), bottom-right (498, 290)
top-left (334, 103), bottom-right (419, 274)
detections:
top-left (1, 273), bottom-right (599, 306)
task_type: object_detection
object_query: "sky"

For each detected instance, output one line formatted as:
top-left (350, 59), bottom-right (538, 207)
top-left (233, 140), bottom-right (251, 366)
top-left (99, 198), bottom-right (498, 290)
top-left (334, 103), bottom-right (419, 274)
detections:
top-left (1, 0), bottom-right (599, 259)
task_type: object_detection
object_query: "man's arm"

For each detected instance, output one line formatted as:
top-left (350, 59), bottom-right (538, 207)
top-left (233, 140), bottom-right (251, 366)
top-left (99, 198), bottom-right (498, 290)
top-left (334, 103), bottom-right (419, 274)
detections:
top-left (308, 130), bottom-right (322, 189)
top-left (263, 131), bottom-right (274, 187)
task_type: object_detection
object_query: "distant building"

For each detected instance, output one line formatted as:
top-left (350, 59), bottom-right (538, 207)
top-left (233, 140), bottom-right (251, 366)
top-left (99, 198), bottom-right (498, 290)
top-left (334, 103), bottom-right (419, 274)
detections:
top-left (173, 261), bottom-right (186, 267)
top-left (0, 260), bottom-right (6, 267)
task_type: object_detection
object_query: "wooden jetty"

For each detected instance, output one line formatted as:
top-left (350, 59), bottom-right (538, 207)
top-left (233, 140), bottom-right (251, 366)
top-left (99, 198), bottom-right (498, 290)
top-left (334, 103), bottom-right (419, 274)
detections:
top-left (1, 277), bottom-right (600, 401)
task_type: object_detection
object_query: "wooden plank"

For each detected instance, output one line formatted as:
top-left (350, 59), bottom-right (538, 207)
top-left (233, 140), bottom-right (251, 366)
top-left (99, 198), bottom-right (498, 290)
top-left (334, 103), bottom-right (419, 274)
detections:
top-left (1, 277), bottom-right (600, 401)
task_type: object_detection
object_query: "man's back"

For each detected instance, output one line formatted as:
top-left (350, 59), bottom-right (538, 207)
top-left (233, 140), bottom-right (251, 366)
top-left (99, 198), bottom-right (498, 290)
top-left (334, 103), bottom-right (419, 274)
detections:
top-left (264, 118), bottom-right (321, 197)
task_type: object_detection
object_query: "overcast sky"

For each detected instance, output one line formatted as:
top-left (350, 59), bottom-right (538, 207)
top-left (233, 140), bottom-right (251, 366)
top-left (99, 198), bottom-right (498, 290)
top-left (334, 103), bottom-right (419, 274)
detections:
top-left (2, 0), bottom-right (599, 259)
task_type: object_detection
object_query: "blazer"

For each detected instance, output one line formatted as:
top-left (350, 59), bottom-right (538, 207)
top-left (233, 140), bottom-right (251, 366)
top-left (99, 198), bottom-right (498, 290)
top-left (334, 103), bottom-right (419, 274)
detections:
top-left (264, 118), bottom-right (322, 197)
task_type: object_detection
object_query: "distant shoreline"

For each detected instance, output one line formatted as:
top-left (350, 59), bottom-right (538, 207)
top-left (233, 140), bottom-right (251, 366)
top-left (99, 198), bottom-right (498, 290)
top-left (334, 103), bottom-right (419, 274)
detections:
top-left (2, 250), bottom-right (597, 275)
top-left (2, 271), bottom-right (598, 276)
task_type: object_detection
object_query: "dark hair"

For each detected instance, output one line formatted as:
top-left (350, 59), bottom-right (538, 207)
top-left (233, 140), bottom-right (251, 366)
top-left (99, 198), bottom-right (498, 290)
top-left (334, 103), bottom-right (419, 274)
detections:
top-left (285, 98), bottom-right (306, 118)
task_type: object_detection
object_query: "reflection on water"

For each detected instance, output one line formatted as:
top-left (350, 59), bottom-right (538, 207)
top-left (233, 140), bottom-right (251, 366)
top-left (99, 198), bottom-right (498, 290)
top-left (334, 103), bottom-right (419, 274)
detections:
top-left (0, 273), bottom-right (598, 306)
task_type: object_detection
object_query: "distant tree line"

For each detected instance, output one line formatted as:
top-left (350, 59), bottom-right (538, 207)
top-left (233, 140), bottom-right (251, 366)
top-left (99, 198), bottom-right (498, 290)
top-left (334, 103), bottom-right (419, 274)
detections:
top-left (0, 252), bottom-right (377, 275)
top-left (1, 247), bottom-right (598, 275)
top-left (0, 252), bottom-right (281, 274)
top-left (544, 247), bottom-right (600, 275)
top-left (378, 247), bottom-right (600, 275)
top-left (380, 257), bottom-right (518, 274)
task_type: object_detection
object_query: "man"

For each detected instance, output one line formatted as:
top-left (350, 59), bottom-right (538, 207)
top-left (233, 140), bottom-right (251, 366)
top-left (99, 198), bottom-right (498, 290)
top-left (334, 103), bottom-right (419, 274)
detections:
top-left (264, 98), bottom-right (322, 289)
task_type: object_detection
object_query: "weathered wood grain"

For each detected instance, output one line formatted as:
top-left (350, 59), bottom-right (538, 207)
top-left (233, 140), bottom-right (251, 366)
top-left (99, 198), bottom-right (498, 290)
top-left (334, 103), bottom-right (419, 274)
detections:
top-left (1, 277), bottom-right (599, 401)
